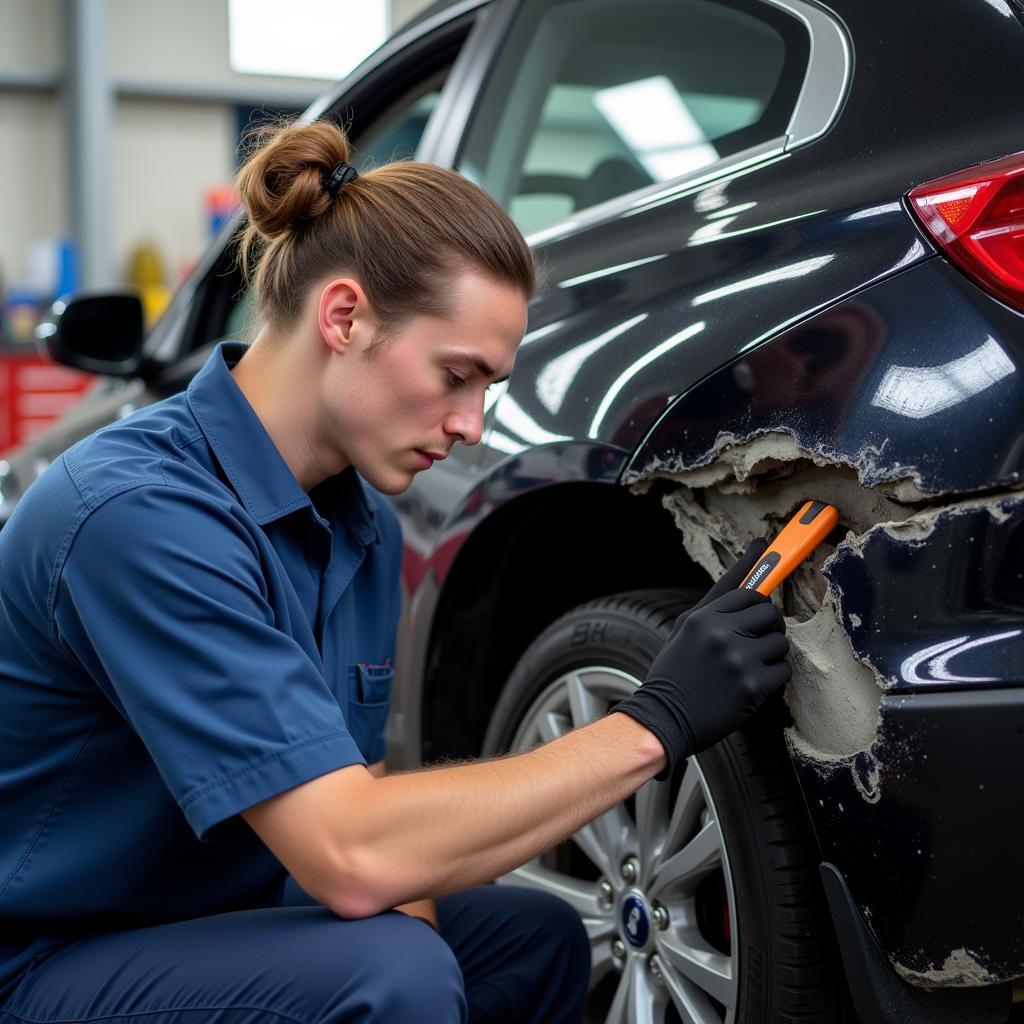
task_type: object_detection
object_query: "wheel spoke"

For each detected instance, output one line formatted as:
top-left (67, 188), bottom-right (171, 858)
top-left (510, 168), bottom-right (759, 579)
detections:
top-left (590, 936), bottom-right (619, 992)
top-left (565, 671), bottom-right (609, 729)
top-left (628, 963), bottom-right (666, 1024)
top-left (501, 861), bottom-right (618, 989)
top-left (603, 957), bottom-right (669, 1024)
top-left (589, 801), bottom-right (636, 873)
top-left (501, 861), bottom-right (609, 928)
top-left (604, 957), bottom-right (634, 1024)
top-left (650, 819), bottom-right (721, 899)
top-left (571, 819), bottom-right (615, 877)
top-left (657, 931), bottom-right (737, 1011)
top-left (653, 759), bottom-right (704, 875)
top-left (635, 778), bottom-right (670, 879)
top-left (660, 958), bottom-right (726, 1024)
top-left (536, 709), bottom-right (571, 744)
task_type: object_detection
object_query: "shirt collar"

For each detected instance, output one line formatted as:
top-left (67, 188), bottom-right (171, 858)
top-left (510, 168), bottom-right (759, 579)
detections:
top-left (187, 342), bottom-right (379, 543)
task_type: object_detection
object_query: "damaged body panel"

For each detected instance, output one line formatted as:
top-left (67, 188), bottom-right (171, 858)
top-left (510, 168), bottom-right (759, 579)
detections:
top-left (796, 686), bottom-right (1024, 988)
top-left (624, 257), bottom-right (1024, 498)
top-left (624, 265), bottom-right (1024, 986)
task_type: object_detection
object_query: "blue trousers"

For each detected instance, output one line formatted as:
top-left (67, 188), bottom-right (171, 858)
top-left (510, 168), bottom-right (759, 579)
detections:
top-left (0, 884), bottom-right (589, 1023)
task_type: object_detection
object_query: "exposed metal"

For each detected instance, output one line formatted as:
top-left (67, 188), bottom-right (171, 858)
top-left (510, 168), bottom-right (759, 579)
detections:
top-left (64, 0), bottom-right (114, 289)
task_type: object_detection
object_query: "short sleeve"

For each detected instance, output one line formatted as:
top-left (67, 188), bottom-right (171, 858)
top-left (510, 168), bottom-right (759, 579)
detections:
top-left (53, 483), bottom-right (366, 839)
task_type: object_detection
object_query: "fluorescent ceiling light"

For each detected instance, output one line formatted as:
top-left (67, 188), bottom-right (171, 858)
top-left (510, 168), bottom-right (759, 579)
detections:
top-left (229, 0), bottom-right (388, 80)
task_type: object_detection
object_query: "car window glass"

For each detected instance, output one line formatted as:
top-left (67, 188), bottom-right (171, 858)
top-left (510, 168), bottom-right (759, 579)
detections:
top-left (353, 70), bottom-right (446, 168)
top-left (458, 0), bottom-right (808, 235)
top-left (221, 71), bottom-right (450, 344)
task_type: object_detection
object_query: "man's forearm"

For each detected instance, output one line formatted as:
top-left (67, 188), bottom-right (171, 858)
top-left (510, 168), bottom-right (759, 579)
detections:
top-left (367, 761), bottom-right (439, 927)
top-left (333, 712), bottom-right (665, 914)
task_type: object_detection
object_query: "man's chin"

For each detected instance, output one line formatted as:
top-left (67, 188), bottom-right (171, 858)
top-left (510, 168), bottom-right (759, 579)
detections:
top-left (356, 466), bottom-right (415, 496)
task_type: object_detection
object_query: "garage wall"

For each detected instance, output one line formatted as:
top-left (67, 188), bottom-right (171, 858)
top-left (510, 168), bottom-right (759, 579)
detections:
top-left (0, 93), bottom-right (66, 288)
top-left (0, 0), bottom-right (61, 69)
top-left (0, 0), bottom-right (63, 294)
top-left (0, 0), bottom-right (432, 299)
top-left (112, 99), bottom-right (238, 285)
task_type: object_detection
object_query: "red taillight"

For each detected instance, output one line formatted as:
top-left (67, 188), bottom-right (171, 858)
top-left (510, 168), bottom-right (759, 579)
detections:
top-left (909, 151), bottom-right (1024, 314)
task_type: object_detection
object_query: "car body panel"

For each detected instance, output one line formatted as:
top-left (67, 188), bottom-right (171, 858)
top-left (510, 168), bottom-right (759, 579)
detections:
top-left (614, 257), bottom-right (1024, 978)
top-left (387, 439), bottom-right (629, 763)
top-left (794, 685), bottom-right (1024, 986)
top-left (622, 256), bottom-right (1024, 499)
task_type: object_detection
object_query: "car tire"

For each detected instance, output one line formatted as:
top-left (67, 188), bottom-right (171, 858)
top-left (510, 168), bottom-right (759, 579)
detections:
top-left (482, 589), bottom-right (844, 1023)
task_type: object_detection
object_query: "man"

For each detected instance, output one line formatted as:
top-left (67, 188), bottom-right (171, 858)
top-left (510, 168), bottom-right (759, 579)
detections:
top-left (0, 126), bottom-right (789, 1023)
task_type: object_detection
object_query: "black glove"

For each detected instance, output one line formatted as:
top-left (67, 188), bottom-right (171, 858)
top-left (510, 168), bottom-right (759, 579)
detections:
top-left (668, 537), bottom-right (772, 636)
top-left (616, 539), bottom-right (791, 777)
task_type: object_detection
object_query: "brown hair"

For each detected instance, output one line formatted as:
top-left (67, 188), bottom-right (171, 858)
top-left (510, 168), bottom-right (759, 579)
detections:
top-left (235, 117), bottom-right (537, 338)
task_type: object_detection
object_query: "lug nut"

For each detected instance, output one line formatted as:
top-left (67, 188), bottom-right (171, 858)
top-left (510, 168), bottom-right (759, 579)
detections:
top-left (649, 954), bottom-right (663, 980)
top-left (651, 903), bottom-right (669, 929)
top-left (620, 857), bottom-right (639, 884)
top-left (612, 939), bottom-right (626, 961)
top-left (597, 879), bottom-right (614, 908)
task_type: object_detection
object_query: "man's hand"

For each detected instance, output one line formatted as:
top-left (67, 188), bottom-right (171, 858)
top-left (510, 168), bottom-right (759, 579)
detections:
top-left (616, 538), bottom-right (791, 776)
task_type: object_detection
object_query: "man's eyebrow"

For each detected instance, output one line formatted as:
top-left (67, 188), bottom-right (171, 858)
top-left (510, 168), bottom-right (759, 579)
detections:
top-left (445, 351), bottom-right (512, 383)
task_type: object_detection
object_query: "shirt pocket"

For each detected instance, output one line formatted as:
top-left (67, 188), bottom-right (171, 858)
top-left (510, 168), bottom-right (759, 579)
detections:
top-left (346, 661), bottom-right (394, 763)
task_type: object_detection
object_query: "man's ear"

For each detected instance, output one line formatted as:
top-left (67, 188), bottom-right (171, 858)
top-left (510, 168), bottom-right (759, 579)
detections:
top-left (318, 277), bottom-right (372, 355)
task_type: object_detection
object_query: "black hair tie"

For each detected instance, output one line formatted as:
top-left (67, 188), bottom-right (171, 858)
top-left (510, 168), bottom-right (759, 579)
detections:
top-left (323, 162), bottom-right (358, 197)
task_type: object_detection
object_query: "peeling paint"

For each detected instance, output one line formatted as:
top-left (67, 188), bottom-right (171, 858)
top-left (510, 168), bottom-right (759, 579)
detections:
top-left (893, 947), bottom-right (999, 989)
top-left (627, 427), bottom-right (934, 501)
top-left (838, 492), bottom-right (1022, 553)
top-left (636, 430), bottom-right (1024, 810)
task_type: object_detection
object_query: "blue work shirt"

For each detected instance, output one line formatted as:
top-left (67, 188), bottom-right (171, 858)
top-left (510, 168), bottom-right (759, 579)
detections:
top-left (0, 342), bottom-right (402, 981)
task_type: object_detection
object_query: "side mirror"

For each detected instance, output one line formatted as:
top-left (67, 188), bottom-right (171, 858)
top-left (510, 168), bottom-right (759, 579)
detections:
top-left (35, 292), bottom-right (145, 376)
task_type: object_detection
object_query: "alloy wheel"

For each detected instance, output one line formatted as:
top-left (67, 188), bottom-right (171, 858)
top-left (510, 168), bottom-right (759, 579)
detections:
top-left (499, 666), bottom-right (739, 1024)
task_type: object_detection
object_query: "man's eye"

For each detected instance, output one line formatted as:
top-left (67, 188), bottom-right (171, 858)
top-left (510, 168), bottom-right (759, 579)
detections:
top-left (447, 371), bottom-right (467, 388)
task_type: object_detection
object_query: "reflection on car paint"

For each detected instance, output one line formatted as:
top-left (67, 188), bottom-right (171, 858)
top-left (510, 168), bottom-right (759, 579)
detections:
top-left (624, 259), bottom-right (1024, 497)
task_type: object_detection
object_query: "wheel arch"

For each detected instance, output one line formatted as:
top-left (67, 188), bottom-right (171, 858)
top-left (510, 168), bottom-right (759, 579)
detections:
top-left (419, 477), bottom-right (711, 762)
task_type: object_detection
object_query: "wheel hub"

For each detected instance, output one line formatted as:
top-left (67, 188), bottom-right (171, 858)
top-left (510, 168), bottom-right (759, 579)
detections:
top-left (620, 891), bottom-right (652, 950)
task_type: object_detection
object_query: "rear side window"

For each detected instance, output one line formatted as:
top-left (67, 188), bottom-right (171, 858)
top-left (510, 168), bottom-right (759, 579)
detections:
top-left (459, 0), bottom-right (809, 234)
top-left (352, 69), bottom-right (448, 169)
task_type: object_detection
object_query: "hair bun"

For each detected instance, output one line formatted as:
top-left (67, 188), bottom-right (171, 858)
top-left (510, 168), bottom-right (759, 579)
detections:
top-left (236, 119), bottom-right (352, 241)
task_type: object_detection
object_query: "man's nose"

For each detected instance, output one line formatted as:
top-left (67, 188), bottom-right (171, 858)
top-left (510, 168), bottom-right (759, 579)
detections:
top-left (443, 399), bottom-right (484, 447)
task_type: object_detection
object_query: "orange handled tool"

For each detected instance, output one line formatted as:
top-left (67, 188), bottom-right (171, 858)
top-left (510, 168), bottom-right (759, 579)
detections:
top-left (739, 500), bottom-right (839, 595)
